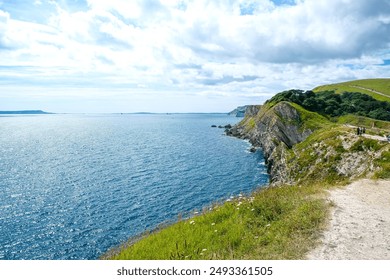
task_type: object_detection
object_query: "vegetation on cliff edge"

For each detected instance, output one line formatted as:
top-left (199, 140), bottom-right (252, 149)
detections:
top-left (105, 183), bottom-right (327, 260)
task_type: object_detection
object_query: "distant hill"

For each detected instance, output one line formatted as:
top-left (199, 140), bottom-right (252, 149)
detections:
top-left (0, 110), bottom-right (52, 114)
top-left (313, 78), bottom-right (390, 102)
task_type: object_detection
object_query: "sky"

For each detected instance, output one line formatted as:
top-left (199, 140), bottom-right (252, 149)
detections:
top-left (0, 0), bottom-right (390, 113)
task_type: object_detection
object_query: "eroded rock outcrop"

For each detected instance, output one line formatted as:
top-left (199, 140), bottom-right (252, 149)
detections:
top-left (228, 105), bottom-right (261, 118)
top-left (228, 101), bottom-right (390, 186)
top-left (228, 102), bottom-right (314, 185)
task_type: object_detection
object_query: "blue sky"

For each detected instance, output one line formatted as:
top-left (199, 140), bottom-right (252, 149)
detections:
top-left (1, 0), bottom-right (390, 113)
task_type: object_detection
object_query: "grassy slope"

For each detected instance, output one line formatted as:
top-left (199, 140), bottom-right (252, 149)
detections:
top-left (288, 102), bottom-right (333, 131)
top-left (313, 79), bottom-right (390, 102)
top-left (109, 184), bottom-right (327, 260)
top-left (289, 126), bottom-right (389, 184)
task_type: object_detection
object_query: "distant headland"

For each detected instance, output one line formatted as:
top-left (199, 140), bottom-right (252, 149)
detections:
top-left (0, 110), bottom-right (53, 114)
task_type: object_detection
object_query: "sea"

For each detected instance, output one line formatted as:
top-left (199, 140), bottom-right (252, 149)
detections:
top-left (0, 113), bottom-right (269, 260)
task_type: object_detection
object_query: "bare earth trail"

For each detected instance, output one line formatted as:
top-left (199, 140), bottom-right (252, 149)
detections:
top-left (350, 85), bottom-right (390, 99)
top-left (344, 124), bottom-right (388, 142)
top-left (307, 179), bottom-right (390, 259)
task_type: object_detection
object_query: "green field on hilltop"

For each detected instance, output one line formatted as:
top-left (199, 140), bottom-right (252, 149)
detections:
top-left (313, 79), bottom-right (390, 102)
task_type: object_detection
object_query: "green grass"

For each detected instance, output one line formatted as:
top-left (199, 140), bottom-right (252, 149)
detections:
top-left (287, 123), bottom-right (389, 185)
top-left (337, 115), bottom-right (390, 132)
top-left (313, 79), bottom-right (390, 102)
top-left (374, 150), bottom-right (390, 179)
top-left (289, 127), bottom-right (349, 184)
top-left (288, 102), bottom-right (333, 131)
top-left (107, 184), bottom-right (329, 260)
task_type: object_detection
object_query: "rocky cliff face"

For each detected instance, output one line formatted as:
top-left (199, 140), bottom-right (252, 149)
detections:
top-left (228, 105), bottom-right (261, 117)
top-left (228, 101), bottom-right (390, 186)
top-left (228, 102), bottom-right (314, 185)
top-left (244, 105), bottom-right (261, 117)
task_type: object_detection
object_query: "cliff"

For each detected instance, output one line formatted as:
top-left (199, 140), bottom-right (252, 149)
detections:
top-left (228, 102), bottom-right (322, 184)
top-left (228, 101), bottom-right (390, 186)
top-left (228, 105), bottom-right (261, 117)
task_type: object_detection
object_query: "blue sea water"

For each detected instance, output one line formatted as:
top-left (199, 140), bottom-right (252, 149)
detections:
top-left (0, 114), bottom-right (268, 260)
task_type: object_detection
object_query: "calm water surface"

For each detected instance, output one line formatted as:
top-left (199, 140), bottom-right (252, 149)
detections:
top-left (0, 114), bottom-right (268, 259)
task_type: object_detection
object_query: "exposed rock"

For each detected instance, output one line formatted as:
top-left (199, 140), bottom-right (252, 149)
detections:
top-left (228, 105), bottom-right (262, 117)
top-left (228, 98), bottom-right (390, 187)
top-left (228, 102), bottom-right (314, 185)
top-left (244, 105), bottom-right (261, 117)
top-left (228, 106), bottom-right (248, 117)
top-left (211, 125), bottom-right (217, 128)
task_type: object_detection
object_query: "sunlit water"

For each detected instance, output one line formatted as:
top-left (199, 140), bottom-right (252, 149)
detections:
top-left (0, 114), bottom-right (268, 259)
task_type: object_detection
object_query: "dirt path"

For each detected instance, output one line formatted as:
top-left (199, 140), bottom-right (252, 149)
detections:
top-left (344, 124), bottom-right (388, 142)
top-left (307, 179), bottom-right (390, 260)
top-left (350, 85), bottom-right (390, 99)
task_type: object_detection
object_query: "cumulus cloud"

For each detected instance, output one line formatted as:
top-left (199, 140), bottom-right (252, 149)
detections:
top-left (0, 0), bottom-right (390, 112)
top-left (0, 9), bottom-right (10, 48)
top-left (174, 0), bottom-right (390, 64)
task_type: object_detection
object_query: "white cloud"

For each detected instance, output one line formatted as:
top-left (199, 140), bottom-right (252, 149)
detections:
top-left (0, 0), bottom-right (390, 112)
top-left (0, 9), bottom-right (10, 48)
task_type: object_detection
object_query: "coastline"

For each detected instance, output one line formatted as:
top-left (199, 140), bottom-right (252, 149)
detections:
top-left (106, 102), bottom-right (390, 260)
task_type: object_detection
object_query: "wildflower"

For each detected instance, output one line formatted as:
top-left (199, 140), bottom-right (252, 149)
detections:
top-left (189, 220), bottom-right (195, 225)
top-left (211, 223), bottom-right (215, 226)
top-left (202, 249), bottom-right (207, 251)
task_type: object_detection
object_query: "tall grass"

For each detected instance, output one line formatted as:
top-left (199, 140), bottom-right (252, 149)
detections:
top-left (107, 184), bottom-right (328, 260)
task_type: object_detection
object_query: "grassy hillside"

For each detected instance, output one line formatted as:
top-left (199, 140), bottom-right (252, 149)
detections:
top-left (313, 79), bottom-right (390, 102)
top-left (107, 184), bottom-right (327, 260)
